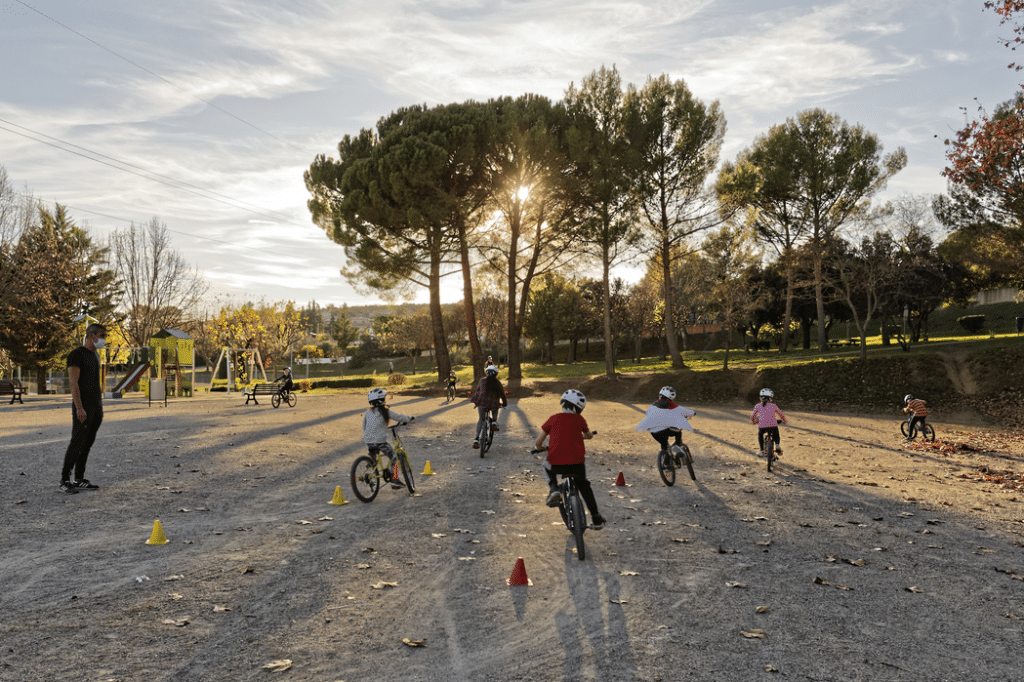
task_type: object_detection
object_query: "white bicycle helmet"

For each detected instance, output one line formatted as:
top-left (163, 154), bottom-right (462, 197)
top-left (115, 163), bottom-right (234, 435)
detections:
top-left (284, 367), bottom-right (291, 372)
top-left (485, 365), bottom-right (498, 376)
top-left (367, 387), bottom-right (387, 406)
top-left (759, 388), bottom-right (774, 399)
top-left (560, 389), bottom-right (586, 413)
top-left (659, 386), bottom-right (676, 400)
top-left (904, 394), bottom-right (913, 403)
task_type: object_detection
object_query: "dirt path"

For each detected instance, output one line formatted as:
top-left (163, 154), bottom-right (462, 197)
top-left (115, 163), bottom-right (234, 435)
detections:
top-left (2, 390), bottom-right (1023, 681)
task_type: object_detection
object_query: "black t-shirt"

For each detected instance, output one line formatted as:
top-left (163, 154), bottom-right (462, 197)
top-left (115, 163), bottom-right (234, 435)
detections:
top-left (67, 345), bottom-right (102, 407)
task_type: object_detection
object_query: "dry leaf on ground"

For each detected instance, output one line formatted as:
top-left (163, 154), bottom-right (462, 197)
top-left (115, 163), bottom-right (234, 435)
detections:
top-left (402, 638), bottom-right (426, 647)
top-left (262, 659), bottom-right (292, 672)
top-left (740, 629), bottom-right (766, 639)
top-left (372, 581), bottom-right (398, 589)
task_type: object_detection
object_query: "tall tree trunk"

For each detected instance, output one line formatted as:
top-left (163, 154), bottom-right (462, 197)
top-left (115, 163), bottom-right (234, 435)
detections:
top-left (509, 209), bottom-right (546, 383)
top-left (602, 244), bottom-right (615, 380)
top-left (780, 248), bottom-right (793, 353)
top-left (814, 252), bottom-right (827, 352)
top-left (455, 213), bottom-right (484, 379)
top-left (428, 238), bottom-right (451, 383)
top-left (660, 236), bottom-right (684, 368)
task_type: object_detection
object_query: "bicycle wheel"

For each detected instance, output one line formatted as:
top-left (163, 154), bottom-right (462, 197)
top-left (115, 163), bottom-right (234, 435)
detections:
top-left (448, 387), bottom-right (454, 401)
top-left (271, 393), bottom-right (281, 408)
top-left (481, 420), bottom-right (492, 458)
top-left (900, 420), bottom-right (911, 438)
top-left (569, 492), bottom-right (586, 561)
top-left (922, 423), bottom-right (935, 442)
top-left (286, 392), bottom-right (297, 407)
top-left (765, 441), bottom-right (775, 472)
top-left (657, 450), bottom-right (676, 486)
top-left (350, 456), bottom-right (381, 503)
top-left (398, 449), bottom-right (416, 494)
top-left (681, 444), bottom-right (696, 481)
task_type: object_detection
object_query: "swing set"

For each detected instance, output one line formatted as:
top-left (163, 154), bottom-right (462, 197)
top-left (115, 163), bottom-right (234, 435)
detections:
top-left (209, 347), bottom-right (268, 393)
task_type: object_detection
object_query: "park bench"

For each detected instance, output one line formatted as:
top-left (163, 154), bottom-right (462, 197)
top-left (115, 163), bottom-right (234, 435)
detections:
top-left (242, 381), bottom-right (284, 406)
top-left (0, 379), bottom-right (25, 404)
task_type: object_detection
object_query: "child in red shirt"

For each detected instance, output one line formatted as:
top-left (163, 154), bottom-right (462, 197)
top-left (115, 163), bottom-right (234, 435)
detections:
top-left (534, 389), bottom-right (605, 530)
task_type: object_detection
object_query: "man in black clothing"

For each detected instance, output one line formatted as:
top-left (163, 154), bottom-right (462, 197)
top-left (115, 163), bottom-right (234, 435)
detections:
top-left (60, 323), bottom-right (106, 494)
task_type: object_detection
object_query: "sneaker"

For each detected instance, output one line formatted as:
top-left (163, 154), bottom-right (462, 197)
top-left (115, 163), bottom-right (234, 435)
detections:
top-left (757, 449), bottom-right (766, 457)
top-left (546, 489), bottom-right (562, 507)
top-left (472, 440), bottom-right (480, 449)
top-left (71, 479), bottom-right (99, 490)
top-left (775, 449), bottom-right (782, 457)
top-left (491, 423), bottom-right (499, 431)
top-left (58, 481), bottom-right (79, 495)
top-left (591, 516), bottom-right (606, 530)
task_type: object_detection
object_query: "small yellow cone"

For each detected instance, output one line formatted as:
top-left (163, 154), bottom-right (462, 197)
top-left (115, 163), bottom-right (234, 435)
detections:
top-left (146, 519), bottom-right (169, 545)
top-left (330, 485), bottom-right (349, 506)
top-left (422, 460), bottom-right (434, 476)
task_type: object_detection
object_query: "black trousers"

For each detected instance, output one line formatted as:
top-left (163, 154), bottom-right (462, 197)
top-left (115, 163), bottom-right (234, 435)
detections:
top-left (651, 429), bottom-right (683, 450)
top-left (543, 460), bottom-right (600, 519)
top-left (62, 405), bottom-right (103, 481)
top-left (757, 426), bottom-right (780, 452)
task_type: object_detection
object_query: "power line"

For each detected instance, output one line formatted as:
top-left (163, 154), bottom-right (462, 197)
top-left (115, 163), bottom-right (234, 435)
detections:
top-left (0, 118), bottom-right (310, 229)
top-left (13, 0), bottom-right (312, 156)
top-left (20, 193), bottom-right (309, 260)
top-left (0, 116), bottom-right (302, 225)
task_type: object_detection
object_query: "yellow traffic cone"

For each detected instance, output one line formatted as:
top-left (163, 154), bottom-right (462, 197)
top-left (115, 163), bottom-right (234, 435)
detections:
top-left (146, 520), bottom-right (168, 545)
top-left (422, 460), bottom-right (434, 476)
top-left (330, 485), bottom-right (349, 506)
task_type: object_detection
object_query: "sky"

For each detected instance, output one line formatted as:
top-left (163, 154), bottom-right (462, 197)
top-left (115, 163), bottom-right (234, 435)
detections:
top-left (1, 0), bottom-right (1020, 310)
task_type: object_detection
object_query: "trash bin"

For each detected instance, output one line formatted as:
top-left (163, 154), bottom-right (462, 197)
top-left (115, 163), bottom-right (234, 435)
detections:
top-left (149, 379), bottom-right (166, 407)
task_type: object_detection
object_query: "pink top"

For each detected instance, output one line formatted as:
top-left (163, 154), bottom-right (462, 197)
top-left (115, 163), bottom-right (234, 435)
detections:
top-left (751, 402), bottom-right (787, 428)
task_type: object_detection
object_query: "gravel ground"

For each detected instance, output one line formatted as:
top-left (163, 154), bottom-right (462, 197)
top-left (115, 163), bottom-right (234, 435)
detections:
top-left (1, 387), bottom-right (1023, 682)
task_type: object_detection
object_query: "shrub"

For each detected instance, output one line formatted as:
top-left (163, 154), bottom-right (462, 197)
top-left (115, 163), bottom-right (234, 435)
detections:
top-left (298, 380), bottom-right (312, 392)
top-left (957, 315), bottom-right (986, 334)
top-left (388, 372), bottom-right (407, 385)
top-left (313, 378), bottom-right (374, 389)
top-left (347, 348), bottom-right (373, 369)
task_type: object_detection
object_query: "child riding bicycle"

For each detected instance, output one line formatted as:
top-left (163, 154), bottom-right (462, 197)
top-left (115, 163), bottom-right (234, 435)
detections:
top-left (639, 386), bottom-right (696, 452)
top-left (534, 389), bottom-right (606, 530)
top-left (362, 388), bottom-right (414, 489)
top-left (751, 388), bottom-right (787, 457)
top-left (471, 365), bottom-right (507, 449)
top-left (903, 394), bottom-right (928, 440)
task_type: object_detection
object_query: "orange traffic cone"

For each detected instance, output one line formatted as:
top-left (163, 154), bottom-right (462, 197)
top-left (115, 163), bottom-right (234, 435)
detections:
top-left (614, 471), bottom-right (626, 486)
top-left (506, 557), bottom-right (532, 586)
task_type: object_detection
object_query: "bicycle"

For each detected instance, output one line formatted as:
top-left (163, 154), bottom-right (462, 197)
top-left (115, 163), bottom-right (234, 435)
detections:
top-left (270, 387), bottom-right (297, 409)
top-left (350, 425), bottom-right (416, 502)
top-left (762, 430), bottom-right (778, 472)
top-left (531, 445), bottom-right (591, 561)
top-left (657, 442), bottom-right (696, 486)
top-left (900, 414), bottom-right (935, 442)
top-left (447, 383), bottom-right (456, 402)
top-left (476, 407), bottom-right (501, 458)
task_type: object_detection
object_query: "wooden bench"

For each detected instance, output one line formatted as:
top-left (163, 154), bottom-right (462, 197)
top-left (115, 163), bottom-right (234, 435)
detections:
top-left (0, 379), bottom-right (25, 404)
top-left (242, 381), bottom-right (283, 405)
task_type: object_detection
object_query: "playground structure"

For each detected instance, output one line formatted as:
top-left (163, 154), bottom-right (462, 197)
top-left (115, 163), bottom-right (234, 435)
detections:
top-left (209, 347), bottom-right (268, 393)
top-left (100, 329), bottom-right (196, 399)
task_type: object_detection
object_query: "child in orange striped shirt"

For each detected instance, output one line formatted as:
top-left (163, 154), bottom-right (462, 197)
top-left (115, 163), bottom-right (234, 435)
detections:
top-left (903, 394), bottom-right (928, 440)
